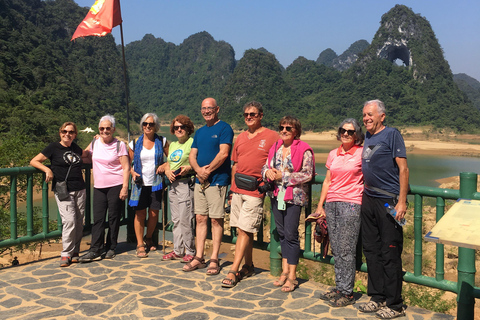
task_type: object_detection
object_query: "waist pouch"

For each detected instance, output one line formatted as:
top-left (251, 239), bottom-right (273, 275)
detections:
top-left (234, 173), bottom-right (259, 191)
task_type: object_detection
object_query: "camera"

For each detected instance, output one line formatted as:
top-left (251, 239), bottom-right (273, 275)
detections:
top-left (258, 182), bottom-right (275, 194)
top-left (134, 176), bottom-right (143, 185)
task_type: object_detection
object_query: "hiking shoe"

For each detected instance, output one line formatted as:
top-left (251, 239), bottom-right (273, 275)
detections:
top-left (375, 306), bottom-right (406, 319)
top-left (78, 251), bottom-right (102, 263)
top-left (71, 253), bottom-right (79, 263)
top-left (319, 289), bottom-right (340, 301)
top-left (105, 249), bottom-right (116, 259)
top-left (59, 256), bottom-right (71, 267)
top-left (162, 251), bottom-right (183, 261)
top-left (359, 300), bottom-right (386, 313)
top-left (329, 293), bottom-right (355, 307)
top-left (181, 254), bottom-right (194, 263)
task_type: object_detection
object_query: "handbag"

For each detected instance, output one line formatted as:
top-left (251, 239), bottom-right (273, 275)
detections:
top-left (314, 216), bottom-right (330, 258)
top-left (56, 159), bottom-right (73, 201)
top-left (234, 173), bottom-right (259, 191)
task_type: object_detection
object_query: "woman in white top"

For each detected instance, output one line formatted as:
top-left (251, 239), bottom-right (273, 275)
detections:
top-left (128, 113), bottom-right (169, 258)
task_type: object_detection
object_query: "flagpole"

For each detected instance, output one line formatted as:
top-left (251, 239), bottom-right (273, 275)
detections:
top-left (119, 23), bottom-right (130, 142)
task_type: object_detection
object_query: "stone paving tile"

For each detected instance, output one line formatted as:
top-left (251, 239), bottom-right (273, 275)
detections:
top-left (0, 246), bottom-right (456, 320)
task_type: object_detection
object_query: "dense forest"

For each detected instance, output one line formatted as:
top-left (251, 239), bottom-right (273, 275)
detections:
top-left (1, 0), bottom-right (480, 169)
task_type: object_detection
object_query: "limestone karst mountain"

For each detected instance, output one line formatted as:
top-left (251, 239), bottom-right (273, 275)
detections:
top-left (355, 4), bottom-right (452, 82)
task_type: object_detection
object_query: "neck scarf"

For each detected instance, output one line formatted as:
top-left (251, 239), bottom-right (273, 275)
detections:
top-left (128, 133), bottom-right (164, 207)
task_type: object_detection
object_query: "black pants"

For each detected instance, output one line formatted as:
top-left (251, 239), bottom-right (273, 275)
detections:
top-left (90, 185), bottom-right (123, 254)
top-left (361, 194), bottom-right (404, 311)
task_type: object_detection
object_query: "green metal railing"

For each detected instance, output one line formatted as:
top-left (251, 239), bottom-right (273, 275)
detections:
top-left (0, 166), bottom-right (478, 318)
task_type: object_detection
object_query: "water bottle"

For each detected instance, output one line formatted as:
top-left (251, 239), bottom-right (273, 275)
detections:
top-left (384, 203), bottom-right (406, 226)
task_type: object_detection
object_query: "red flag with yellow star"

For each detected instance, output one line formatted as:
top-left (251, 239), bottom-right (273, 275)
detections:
top-left (71, 0), bottom-right (122, 41)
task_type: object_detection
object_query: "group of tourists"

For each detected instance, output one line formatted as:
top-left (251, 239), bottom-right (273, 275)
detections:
top-left (30, 97), bottom-right (409, 320)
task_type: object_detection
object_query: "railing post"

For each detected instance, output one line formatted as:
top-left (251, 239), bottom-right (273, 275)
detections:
top-left (10, 175), bottom-right (17, 240)
top-left (27, 173), bottom-right (34, 237)
top-left (304, 183), bottom-right (312, 253)
top-left (42, 176), bottom-right (49, 233)
top-left (435, 197), bottom-right (445, 281)
top-left (413, 194), bottom-right (423, 276)
top-left (457, 172), bottom-right (477, 320)
top-left (269, 201), bottom-right (282, 276)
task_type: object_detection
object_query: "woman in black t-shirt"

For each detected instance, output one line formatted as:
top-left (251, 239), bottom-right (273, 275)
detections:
top-left (30, 122), bottom-right (88, 267)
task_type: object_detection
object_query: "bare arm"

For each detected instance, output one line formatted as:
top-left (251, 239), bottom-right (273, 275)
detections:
top-left (30, 153), bottom-right (53, 182)
top-left (394, 157), bottom-right (409, 220)
top-left (119, 155), bottom-right (130, 200)
top-left (314, 169), bottom-right (331, 217)
top-left (230, 162), bottom-right (237, 186)
top-left (206, 143), bottom-right (231, 173)
top-left (128, 146), bottom-right (140, 180)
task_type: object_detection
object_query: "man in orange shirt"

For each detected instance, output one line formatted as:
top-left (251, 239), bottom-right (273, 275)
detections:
top-left (221, 101), bottom-right (278, 288)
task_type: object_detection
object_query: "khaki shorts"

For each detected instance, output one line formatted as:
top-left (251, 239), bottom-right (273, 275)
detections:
top-left (194, 184), bottom-right (227, 219)
top-left (230, 192), bottom-right (264, 233)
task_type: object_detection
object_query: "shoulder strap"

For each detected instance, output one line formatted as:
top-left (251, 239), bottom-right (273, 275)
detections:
top-left (91, 138), bottom-right (96, 152)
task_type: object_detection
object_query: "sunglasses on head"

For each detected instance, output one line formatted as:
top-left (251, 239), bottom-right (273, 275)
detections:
top-left (61, 130), bottom-right (75, 135)
top-left (142, 122), bottom-right (155, 127)
top-left (339, 128), bottom-right (355, 136)
top-left (173, 125), bottom-right (186, 131)
top-left (278, 125), bottom-right (294, 132)
top-left (99, 127), bottom-right (112, 132)
top-left (243, 112), bottom-right (259, 118)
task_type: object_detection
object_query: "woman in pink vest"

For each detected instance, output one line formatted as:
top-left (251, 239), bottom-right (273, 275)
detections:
top-left (314, 118), bottom-right (364, 307)
top-left (262, 116), bottom-right (315, 292)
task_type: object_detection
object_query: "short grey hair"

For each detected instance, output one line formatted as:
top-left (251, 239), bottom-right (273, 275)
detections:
top-left (364, 99), bottom-right (386, 115)
top-left (336, 118), bottom-right (364, 146)
top-left (140, 113), bottom-right (160, 132)
top-left (99, 114), bottom-right (116, 128)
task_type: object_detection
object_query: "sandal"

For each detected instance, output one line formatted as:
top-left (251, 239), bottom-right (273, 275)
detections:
top-left (329, 293), bottom-right (355, 307)
top-left (239, 264), bottom-right (255, 279)
top-left (206, 258), bottom-right (221, 276)
top-left (375, 306), bottom-right (405, 319)
top-left (182, 256), bottom-right (206, 272)
top-left (281, 278), bottom-right (298, 293)
top-left (359, 300), bottom-right (386, 313)
top-left (136, 245), bottom-right (148, 258)
top-left (144, 236), bottom-right (157, 251)
top-left (319, 289), bottom-right (340, 301)
top-left (221, 271), bottom-right (240, 288)
top-left (273, 272), bottom-right (289, 287)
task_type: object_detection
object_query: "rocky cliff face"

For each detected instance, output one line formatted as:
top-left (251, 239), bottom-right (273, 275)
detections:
top-left (331, 40), bottom-right (369, 71)
top-left (355, 5), bottom-right (451, 82)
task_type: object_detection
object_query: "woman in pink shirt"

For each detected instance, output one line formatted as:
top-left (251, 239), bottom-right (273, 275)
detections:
top-left (314, 118), bottom-right (364, 307)
top-left (79, 115), bottom-right (130, 262)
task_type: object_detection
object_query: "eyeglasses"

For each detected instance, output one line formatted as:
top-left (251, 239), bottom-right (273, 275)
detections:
top-left (173, 125), bottom-right (186, 131)
top-left (243, 112), bottom-right (259, 118)
top-left (142, 122), bottom-right (155, 127)
top-left (278, 125), bottom-right (294, 132)
top-left (201, 106), bottom-right (216, 112)
top-left (61, 130), bottom-right (75, 135)
top-left (339, 128), bottom-right (355, 136)
top-left (99, 127), bottom-right (112, 131)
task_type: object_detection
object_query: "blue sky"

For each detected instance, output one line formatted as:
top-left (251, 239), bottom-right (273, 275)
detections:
top-left (74, 0), bottom-right (480, 81)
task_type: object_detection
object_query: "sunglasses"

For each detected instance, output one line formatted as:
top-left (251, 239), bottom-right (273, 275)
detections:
top-left (201, 106), bottom-right (216, 112)
top-left (99, 127), bottom-right (112, 131)
top-left (173, 125), bottom-right (186, 131)
top-left (278, 125), bottom-right (294, 132)
top-left (243, 112), bottom-right (259, 118)
top-left (142, 122), bottom-right (155, 127)
top-left (339, 128), bottom-right (355, 136)
top-left (61, 130), bottom-right (75, 135)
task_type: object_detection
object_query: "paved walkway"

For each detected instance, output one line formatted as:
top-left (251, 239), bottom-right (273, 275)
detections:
top-left (0, 242), bottom-right (454, 320)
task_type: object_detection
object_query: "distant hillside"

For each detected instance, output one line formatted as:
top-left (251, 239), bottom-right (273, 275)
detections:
top-left (454, 73), bottom-right (480, 110)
